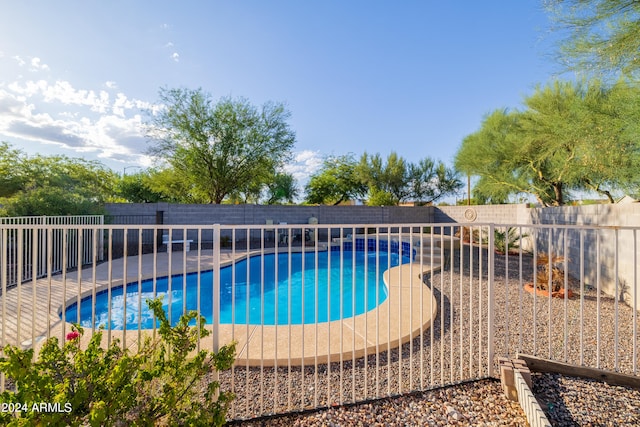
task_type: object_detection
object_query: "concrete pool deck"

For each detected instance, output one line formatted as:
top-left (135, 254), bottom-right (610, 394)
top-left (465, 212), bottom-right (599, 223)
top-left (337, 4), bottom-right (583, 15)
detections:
top-left (0, 236), bottom-right (449, 366)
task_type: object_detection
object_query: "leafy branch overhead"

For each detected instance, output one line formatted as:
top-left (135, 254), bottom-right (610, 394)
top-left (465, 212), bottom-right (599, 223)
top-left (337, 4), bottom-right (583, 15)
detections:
top-left (546, 0), bottom-right (640, 79)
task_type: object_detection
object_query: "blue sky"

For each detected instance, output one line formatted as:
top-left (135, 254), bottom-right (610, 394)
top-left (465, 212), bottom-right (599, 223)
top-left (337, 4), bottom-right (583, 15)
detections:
top-left (0, 1), bottom-right (561, 197)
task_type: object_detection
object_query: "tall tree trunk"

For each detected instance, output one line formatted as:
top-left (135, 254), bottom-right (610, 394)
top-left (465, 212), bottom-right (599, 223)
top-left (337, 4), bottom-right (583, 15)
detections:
top-left (553, 182), bottom-right (564, 206)
top-left (596, 188), bottom-right (615, 203)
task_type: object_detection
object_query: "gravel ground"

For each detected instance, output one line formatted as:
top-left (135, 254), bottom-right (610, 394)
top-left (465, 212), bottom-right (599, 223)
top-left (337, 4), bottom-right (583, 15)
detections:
top-left (232, 379), bottom-right (528, 426)
top-left (3, 245), bottom-right (638, 425)
top-left (217, 246), bottom-right (640, 424)
top-left (533, 372), bottom-right (640, 426)
top-left (230, 373), bottom-right (640, 426)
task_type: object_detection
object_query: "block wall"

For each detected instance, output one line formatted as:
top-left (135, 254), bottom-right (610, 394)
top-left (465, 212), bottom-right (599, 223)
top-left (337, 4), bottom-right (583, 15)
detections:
top-left (104, 203), bottom-right (435, 226)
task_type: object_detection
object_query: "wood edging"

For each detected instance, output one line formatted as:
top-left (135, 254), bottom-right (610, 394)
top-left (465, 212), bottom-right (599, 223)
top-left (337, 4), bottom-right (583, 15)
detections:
top-left (517, 353), bottom-right (640, 390)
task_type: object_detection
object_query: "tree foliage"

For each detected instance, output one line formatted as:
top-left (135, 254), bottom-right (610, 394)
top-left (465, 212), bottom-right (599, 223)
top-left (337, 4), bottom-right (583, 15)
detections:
top-left (116, 170), bottom-right (170, 203)
top-left (357, 152), bottom-right (408, 205)
top-left (546, 0), bottom-right (640, 78)
top-left (146, 88), bottom-right (296, 204)
top-left (305, 152), bottom-right (461, 206)
top-left (455, 80), bottom-right (640, 206)
top-left (0, 142), bottom-right (117, 216)
top-left (0, 142), bottom-right (26, 198)
top-left (265, 172), bottom-right (299, 204)
top-left (304, 154), bottom-right (367, 205)
top-left (357, 152), bottom-right (462, 206)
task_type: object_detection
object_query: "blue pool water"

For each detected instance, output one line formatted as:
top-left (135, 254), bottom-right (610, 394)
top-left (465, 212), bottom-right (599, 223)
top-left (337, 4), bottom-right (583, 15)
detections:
top-left (64, 241), bottom-right (413, 330)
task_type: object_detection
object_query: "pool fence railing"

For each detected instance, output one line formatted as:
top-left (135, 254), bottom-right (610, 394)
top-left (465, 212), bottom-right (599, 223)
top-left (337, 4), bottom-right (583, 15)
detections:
top-left (0, 221), bottom-right (638, 420)
top-left (0, 215), bottom-right (104, 289)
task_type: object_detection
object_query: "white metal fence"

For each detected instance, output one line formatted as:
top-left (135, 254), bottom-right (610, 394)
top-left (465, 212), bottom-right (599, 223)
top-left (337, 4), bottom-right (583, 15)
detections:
top-left (0, 222), bottom-right (638, 421)
top-left (0, 216), bottom-right (104, 289)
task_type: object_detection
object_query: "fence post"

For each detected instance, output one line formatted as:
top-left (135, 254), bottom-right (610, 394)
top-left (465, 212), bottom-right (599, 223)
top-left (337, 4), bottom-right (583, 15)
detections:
top-left (212, 223), bottom-right (221, 396)
top-left (212, 224), bottom-right (221, 351)
top-left (487, 223), bottom-right (496, 377)
top-left (155, 211), bottom-right (164, 248)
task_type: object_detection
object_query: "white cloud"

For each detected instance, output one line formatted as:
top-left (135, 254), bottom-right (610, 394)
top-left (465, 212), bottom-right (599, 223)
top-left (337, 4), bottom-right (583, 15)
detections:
top-left (113, 93), bottom-right (133, 117)
top-left (30, 57), bottom-right (49, 71)
top-left (105, 81), bottom-right (117, 89)
top-left (164, 42), bottom-right (174, 48)
top-left (0, 75), bottom-right (154, 165)
top-left (12, 55), bottom-right (25, 66)
top-left (171, 52), bottom-right (179, 62)
top-left (8, 80), bottom-right (111, 113)
top-left (283, 150), bottom-right (323, 186)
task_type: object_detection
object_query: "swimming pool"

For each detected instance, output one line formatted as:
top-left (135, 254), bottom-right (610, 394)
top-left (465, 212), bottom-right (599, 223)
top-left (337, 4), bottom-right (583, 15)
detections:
top-left (64, 240), bottom-right (413, 330)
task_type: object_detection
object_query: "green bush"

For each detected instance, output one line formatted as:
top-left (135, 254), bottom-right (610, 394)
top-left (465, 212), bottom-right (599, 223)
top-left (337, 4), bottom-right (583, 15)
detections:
top-left (483, 227), bottom-right (529, 254)
top-left (0, 298), bottom-right (236, 426)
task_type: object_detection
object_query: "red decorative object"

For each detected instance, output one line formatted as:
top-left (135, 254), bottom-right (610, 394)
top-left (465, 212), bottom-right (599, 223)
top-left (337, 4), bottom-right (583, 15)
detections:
top-left (66, 331), bottom-right (80, 341)
top-left (524, 283), bottom-right (573, 299)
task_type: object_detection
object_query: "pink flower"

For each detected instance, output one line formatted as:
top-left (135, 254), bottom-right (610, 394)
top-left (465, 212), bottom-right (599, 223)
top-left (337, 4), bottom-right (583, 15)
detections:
top-left (66, 331), bottom-right (80, 341)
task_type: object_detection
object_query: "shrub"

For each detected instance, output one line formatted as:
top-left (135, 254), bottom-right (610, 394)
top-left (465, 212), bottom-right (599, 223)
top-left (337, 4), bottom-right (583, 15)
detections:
top-left (0, 298), bottom-right (236, 426)
top-left (535, 252), bottom-right (567, 293)
top-left (483, 227), bottom-right (529, 254)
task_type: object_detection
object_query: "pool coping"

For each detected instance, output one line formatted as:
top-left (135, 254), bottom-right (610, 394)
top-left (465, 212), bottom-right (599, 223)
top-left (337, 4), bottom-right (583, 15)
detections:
top-left (228, 261), bottom-right (439, 366)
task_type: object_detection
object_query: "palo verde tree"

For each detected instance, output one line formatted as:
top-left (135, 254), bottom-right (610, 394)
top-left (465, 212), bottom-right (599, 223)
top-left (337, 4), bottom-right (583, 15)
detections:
top-left (305, 151), bottom-right (461, 206)
top-left (546, 0), bottom-right (640, 79)
top-left (357, 152), bottom-right (462, 206)
top-left (456, 80), bottom-right (640, 206)
top-left (146, 88), bottom-right (296, 204)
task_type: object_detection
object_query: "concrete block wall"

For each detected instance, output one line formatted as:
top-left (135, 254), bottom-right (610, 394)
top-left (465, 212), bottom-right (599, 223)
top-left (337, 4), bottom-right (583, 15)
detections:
top-left (104, 203), bottom-right (436, 248)
top-left (104, 203), bottom-right (434, 226)
top-left (436, 202), bottom-right (640, 309)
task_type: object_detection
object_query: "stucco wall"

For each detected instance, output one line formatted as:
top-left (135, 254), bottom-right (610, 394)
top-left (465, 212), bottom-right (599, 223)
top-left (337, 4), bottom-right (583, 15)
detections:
top-left (529, 203), bottom-right (640, 309)
top-left (435, 204), bottom-right (531, 224)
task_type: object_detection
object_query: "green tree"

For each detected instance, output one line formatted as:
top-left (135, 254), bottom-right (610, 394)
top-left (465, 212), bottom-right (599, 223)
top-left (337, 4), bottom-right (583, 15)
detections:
top-left (0, 142), bottom-right (27, 198)
top-left (455, 80), bottom-right (640, 206)
top-left (407, 158), bottom-right (463, 204)
top-left (146, 88), bottom-right (296, 204)
top-left (144, 167), bottom-right (207, 203)
top-left (358, 152), bottom-right (462, 206)
top-left (546, 0), bottom-right (640, 78)
top-left (455, 110), bottom-right (521, 204)
top-left (265, 172), bottom-right (299, 204)
top-left (117, 170), bottom-right (169, 203)
top-left (0, 144), bottom-right (118, 216)
top-left (304, 154), bottom-right (367, 205)
top-left (358, 152), bottom-right (408, 205)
